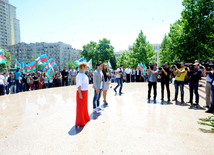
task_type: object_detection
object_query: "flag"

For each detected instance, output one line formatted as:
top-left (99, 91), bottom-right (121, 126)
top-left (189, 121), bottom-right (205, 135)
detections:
top-left (138, 63), bottom-right (147, 77)
top-left (108, 60), bottom-right (113, 72)
top-left (152, 58), bottom-right (155, 65)
top-left (14, 59), bottom-right (22, 69)
top-left (0, 49), bottom-right (5, 64)
top-left (35, 54), bottom-right (48, 66)
top-left (21, 61), bottom-right (25, 72)
top-left (45, 66), bottom-right (54, 78)
top-left (87, 59), bottom-right (92, 70)
top-left (43, 58), bottom-right (56, 71)
top-left (26, 61), bottom-right (36, 72)
top-left (74, 57), bottom-right (84, 65)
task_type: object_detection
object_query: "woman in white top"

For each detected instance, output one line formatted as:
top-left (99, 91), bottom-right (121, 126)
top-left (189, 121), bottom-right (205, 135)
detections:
top-left (75, 62), bottom-right (90, 127)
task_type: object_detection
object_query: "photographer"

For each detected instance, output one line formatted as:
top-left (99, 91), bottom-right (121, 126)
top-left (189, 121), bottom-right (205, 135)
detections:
top-left (114, 64), bottom-right (124, 95)
top-left (187, 63), bottom-right (203, 108)
top-left (172, 62), bottom-right (187, 104)
top-left (147, 63), bottom-right (158, 102)
top-left (160, 62), bottom-right (171, 102)
top-left (202, 60), bottom-right (213, 109)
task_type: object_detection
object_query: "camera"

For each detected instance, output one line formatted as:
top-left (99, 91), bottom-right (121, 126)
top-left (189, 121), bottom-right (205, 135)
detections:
top-left (173, 60), bottom-right (181, 68)
top-left (158, 64), bottom-right (165, 71)
top-left (201, 60), bottom-right (214, 71)
top-left (147, 63), bottom-right (154, 70)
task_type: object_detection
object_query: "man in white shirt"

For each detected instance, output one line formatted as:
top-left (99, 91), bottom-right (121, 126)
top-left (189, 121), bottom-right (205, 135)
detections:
top-left (69, 66), bottom-right (77, 85)
top-left (125, 66), bottom-right (131, 82)
top-left (114, 64), bottom-right (124, 95)
top-left (0, 71), bottom-right (6, 96)
top-left (131, 67), bottom-right (136, 82)
top-left (136, 68), bottom-right (140, 82)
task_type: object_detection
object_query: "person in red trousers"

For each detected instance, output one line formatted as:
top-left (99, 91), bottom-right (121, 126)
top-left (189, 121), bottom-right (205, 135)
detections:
top-left (75, 62), bottom-right (90, 127)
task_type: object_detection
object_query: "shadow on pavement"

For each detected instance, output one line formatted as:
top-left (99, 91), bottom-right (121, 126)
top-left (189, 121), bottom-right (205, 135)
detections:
top-left (90, 112), bottom-right (101, 120)
top-left (68, 126), bottom-right (84, 136)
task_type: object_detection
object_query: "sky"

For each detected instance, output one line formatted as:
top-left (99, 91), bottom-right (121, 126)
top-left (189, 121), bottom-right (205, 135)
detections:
top-left (10, 0), bottom-right (184, 52)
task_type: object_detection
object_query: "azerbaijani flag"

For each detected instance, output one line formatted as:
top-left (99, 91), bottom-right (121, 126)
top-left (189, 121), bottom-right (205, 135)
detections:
top-left (138, 63), bottom-right (147, 77)
top-left (152, 58), bottom-right (155, 65)
top-left (0, 49), bottom-right (5, 64)
top-left (45, 66), bottom-right (54, 78)
top-left (87, 59), bottom-right (92, 70)
top-left (14, 59), bottom-right (22, 69)
top-left (43, 58), bottom-right (56, 71)
top-left (74, 57), bottom-right (84, 65)
top-left (35, 54), bottom-right (48, 66)
top-left (108, 60), bottom-right (113, 72)
top-left (26, 61), bottom-right (36, 72)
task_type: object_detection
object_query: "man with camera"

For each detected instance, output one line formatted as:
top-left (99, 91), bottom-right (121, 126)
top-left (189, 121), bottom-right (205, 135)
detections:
top-left (114, 64), bottom-right (124, 95)
top-left (202, 60), bottom-right (213, 110)
top-left (147, 63), bottom-right (158, 102)
top-left (172, 62), bottom-right (187, 104)
top-left (159, 62), bottom-right (171, 102)
top-left (187, 63), bottom-right (203, 108)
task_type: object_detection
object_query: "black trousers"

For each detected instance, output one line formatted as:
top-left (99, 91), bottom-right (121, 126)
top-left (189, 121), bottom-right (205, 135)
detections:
top-left (148, 81), bottom-right (157, 100)
top-left (136, 75), bottom-right (140, 82)
top-left (131, 75), bottom-right (135, 82)
top-left (161, 80), bottom-right (170, 100)
top-left (62, 78), bottom-right (68, 86)
top-left (126, 74), bottom-right (130, 82)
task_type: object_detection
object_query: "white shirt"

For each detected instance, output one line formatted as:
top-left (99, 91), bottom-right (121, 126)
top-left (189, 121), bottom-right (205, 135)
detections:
top-left (131, 69), bottom-right (135, 75)
top-left (116, 68), bottom-right (123, 78)
top-left (125, 68), bottom-right (131, 74)
top-left (100, 70), bottom-right (103, 89)
top-left (76, 73), bottom-right (89, 90)
top-left (136, 70), bottom-right (140, 75)
top-left (206, 74), bottom-right (212, 82)
top-left (0, 75), bottom-right (5, 85)
top-left (4, 75), bottom-right (9, 85)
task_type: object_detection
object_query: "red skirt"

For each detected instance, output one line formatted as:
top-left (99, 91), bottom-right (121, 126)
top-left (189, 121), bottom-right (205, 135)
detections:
top-left (75, 90), bottom-right (90, 127)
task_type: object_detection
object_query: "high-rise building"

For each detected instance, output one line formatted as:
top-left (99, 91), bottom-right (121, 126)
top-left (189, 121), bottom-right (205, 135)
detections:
top-left (0, 0), bottom-right (20, 49)
top-left (7, 42), bottom-right (80, 71)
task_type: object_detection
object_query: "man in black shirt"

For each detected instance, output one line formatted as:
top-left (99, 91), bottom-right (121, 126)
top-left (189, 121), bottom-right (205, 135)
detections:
top-left (160, 62), bottom-right (171, 102)
top-left (187, 63), bottom-right (203, 108)
top-left (61, 67), bottom-right (68, 86)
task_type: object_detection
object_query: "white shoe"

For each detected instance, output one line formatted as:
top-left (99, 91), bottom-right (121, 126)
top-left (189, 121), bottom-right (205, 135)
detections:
top-left (97, 106), bottom-right (104, 111)
top-left (93, 108), bottom-right (101, 114)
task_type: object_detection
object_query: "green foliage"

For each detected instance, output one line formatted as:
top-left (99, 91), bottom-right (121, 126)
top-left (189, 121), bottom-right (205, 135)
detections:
top-left (159, 0), bottom-right (214, 64)
top-left (80, 38), bottom-right (116, 69)
top-left (117, 30), bottom-right (155, 68)
top-left (65, 61), bottom-right (78, 70)
top-left (0, 49), bottom-right (11, 72)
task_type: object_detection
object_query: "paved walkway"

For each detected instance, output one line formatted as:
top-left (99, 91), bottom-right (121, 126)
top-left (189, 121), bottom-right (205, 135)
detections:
top-left (0, 83), bottom-right (213, 154)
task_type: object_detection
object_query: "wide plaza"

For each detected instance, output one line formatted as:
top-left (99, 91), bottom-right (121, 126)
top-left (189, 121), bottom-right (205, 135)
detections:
top-left (0, 83), bottom-right (213, 155)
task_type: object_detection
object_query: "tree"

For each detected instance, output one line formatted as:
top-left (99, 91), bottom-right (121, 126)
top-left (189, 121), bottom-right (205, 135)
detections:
top-left (116, 50), bottom-right (133, 68)
top-left (0, 49), bottom-right (11, 72)
top-left (131, 30), bottom-right (156, 67)
top-left (80, 38), bottom-right (117, 69)
top-left (159, 0), bottom-right (214, 64)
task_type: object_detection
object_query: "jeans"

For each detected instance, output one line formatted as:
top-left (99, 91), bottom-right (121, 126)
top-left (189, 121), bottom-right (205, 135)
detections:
top-left (19, 82), bottom-right (23, 92)
top-left (189, 82), bottom-right (199, 104)
top-left (34, 83), bottom-right (39, 90)
top-left (93, 89), bottom-right (102, 109)
top-left (10, 85), bottom-right (16, 94)
top-left (44, 83), bottom-right (49, 89)
top-left (5, 85), bottom-right (9, 95)
top-left (174, 80), bottom-right (184, 102)
top-left (22, 84), bottom-right (26, 92)
top-left (15, 80), bottom-right (20, 93)
top-left (148, 81), bottom-right (157, 100)
top-left (0, 85), bottom-right (4, 96)
top-left (207, 86), bottom-right (214, 112)
top-left (161, 80), bottom-right (170, 100)
top-left (114, 78), bottom-right (123, 93)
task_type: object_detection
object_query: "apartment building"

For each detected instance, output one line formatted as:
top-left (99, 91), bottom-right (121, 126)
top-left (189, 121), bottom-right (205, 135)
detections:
top-left (7, 42), bottom-right (80, 70)
top-left (0, 0), bottom-right (20, 49)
